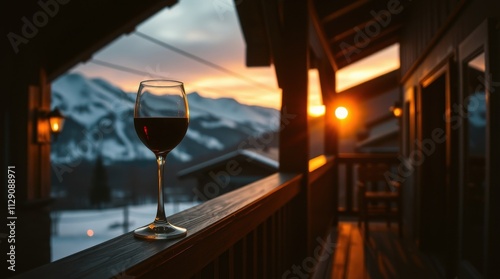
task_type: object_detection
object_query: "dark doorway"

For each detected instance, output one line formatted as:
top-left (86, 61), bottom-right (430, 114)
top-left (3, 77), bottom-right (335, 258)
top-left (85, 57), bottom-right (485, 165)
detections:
top-left (461, 52), bottom-right (486, 276)
top-left (419, 74), bottom-right (448, 260)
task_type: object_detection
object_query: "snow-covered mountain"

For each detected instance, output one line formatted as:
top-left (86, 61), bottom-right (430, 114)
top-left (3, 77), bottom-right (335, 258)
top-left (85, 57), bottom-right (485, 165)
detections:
top-left (51, 73), bottom-right (280, 165)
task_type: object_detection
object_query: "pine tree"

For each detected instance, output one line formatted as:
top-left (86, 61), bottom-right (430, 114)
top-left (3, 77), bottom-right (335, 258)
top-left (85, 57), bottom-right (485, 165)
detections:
top-left (90, 155), bottom-right (111, 208)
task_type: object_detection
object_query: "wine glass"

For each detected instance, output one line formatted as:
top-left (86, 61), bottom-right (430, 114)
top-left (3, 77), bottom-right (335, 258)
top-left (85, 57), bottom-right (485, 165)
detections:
top-left (133, 80), bottom-right (189, 240)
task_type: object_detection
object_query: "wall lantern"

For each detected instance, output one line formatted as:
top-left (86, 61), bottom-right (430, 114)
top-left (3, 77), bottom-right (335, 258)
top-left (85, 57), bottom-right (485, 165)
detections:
top-left (37, 108), bottom-right (65, 143)
top-left (48, 108), bottom-right (65, 134)
top-left (390, 102), bottom-right (402, 118)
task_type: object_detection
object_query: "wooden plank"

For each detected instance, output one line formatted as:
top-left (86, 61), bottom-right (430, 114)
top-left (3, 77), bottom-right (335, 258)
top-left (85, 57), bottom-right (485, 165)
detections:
top-left (15, 173), bottom-right (302, 279)
top-left (331, 223), bottom-right (352, 279)
top-left (346, 224), bottom-right (369, 279)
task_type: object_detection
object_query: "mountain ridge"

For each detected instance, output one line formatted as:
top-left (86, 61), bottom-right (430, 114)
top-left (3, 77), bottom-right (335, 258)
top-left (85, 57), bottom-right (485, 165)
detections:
top-left (50, 73), bottom-right (280, 166)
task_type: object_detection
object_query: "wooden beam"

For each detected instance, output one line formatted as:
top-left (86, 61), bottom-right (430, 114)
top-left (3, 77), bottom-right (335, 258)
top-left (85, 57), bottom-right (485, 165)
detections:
top-left (318, 60), bottom-right (338, 156)
top-left (309, 0), bottom-right (339, 71)
top-left (336, 69), bottom-right (400, 102)
top-left (321, 0), bottom-right (371, 24)
top-left (235, 0), bottom-right (271, 66)
top-left (262, 0), bottom-right (309, 174)
top-left (333, 32), bottom-right (400, 69)
top-left (322, 0), bottom-right (400, 39)
top-left (4, 0), bottom-right (178, 81)
top-left (330, 22), bottom-right (401, 46)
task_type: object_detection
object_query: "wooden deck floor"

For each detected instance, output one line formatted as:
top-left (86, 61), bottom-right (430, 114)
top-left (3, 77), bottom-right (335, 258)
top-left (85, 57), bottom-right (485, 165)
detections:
top-left (316, 221), bottom-right (443, 279)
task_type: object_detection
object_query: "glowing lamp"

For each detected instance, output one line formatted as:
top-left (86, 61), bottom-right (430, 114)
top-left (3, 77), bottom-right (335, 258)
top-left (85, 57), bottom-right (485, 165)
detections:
top-left (390, 102), bottom-right (402, 118)
top-left (335, 106), bottom-right (348, 120)
top-left (37, 107), bottom-right (65, 143)
top-left (48, 108), bottom-right (65, 134)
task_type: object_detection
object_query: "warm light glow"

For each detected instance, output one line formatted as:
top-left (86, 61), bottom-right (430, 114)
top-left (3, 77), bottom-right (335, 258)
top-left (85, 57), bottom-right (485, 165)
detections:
top-left (392, 107), bottom-right (403, 117)
top-left (308, 105), bottom-right (325, 117)
top-left (335, 106), bottom-right (348, 120)
top-left (48, 108), bottom-right (65, 134)
top-left (390, 102), bottom-right (403, 118)
top-left (189, 73), bottom-right (282, 109)
top-left (87, 229), bottom-right (94, 237)
top-left (51, 122), bottom-right (60, 132)
top-left (336, 44), bottom-right (400, 92)
top-left (49, 117), bottom-right (64, 133)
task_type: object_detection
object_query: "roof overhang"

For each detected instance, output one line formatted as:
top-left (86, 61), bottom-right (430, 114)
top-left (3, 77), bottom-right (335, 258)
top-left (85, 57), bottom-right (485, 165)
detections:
top-left (3, 0), bottom-right (178, 81)
top-left (235, 0), bottom-right (404, 72)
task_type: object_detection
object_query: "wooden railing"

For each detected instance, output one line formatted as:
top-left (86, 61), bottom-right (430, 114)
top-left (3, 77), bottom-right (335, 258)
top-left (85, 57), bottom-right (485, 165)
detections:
top-left (336, 153), bottom-right (399, 216)
top-left (14, 154), bottom-right (399, 278)
top-left (14, 156), bottom-right (336, 279)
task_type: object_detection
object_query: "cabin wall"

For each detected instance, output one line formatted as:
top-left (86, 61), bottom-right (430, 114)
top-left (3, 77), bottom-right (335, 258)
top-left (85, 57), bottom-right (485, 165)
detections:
top-left (399, 0), bottom-right (500, 277)
top-left (400, 0), bottom-right (467, 75)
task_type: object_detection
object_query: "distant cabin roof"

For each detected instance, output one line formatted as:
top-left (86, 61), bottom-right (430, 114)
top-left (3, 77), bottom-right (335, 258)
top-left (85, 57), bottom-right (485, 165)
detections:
top-left (356, 124), bottom-right (399, 153)
top-left (177, 149), bottom-right (278, 179)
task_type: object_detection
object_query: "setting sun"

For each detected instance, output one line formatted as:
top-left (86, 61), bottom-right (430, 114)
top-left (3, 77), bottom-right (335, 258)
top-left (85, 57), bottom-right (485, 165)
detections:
top-left (335, 106), bottom-right (348, 120)
top-left (308, 105), bottom-right (325, 117)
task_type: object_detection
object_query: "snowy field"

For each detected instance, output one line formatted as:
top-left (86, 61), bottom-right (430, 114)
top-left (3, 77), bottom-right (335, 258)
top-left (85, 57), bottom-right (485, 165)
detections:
top-left (51, 202), bottom-right (199, 261)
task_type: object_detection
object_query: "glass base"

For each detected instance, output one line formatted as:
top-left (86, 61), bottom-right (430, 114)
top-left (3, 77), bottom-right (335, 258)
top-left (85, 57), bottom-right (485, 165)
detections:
top-left (133, 221), bottom-right (187, 240)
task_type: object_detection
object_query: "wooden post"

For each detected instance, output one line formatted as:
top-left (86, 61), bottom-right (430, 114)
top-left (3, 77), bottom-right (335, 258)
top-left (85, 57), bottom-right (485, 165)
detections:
top-left (318, 59), bottom-right (339, 225)
top-left (262, 0), bottom-right (310, 264)
top-left (27, 68), bottom-right (52, 199)
top-left (3, 62), bottom-right (52, 276)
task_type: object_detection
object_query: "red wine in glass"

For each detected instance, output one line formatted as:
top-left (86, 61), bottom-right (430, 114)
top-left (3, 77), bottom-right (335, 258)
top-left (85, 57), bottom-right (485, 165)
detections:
top-left (134, 117), bottom-right (188, 156)
top-left (133, 80), bottom-right (189, 240)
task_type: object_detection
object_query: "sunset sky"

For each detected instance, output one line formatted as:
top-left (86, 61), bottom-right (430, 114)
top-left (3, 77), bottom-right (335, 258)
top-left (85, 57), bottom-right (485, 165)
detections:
top-left (68, 0), bottom-right (399, 110)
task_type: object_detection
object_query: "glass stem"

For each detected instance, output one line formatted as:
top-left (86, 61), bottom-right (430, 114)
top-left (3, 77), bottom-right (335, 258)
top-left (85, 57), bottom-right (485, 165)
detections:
top-left (155, 154), bottom-right (168, 224)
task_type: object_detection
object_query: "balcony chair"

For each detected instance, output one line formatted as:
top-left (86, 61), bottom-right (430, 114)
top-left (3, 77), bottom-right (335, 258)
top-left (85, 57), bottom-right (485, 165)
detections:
top-left (357, 164), bottom-right (402, 238)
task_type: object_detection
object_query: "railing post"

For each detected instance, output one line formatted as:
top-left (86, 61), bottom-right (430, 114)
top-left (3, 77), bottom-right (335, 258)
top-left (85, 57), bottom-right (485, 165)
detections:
top-left (336, 154), bottom-right (399, 218)
top-left (318, 46), bottom-right (339, 227)
top-left (346, 162), bottom-right (353, 214)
